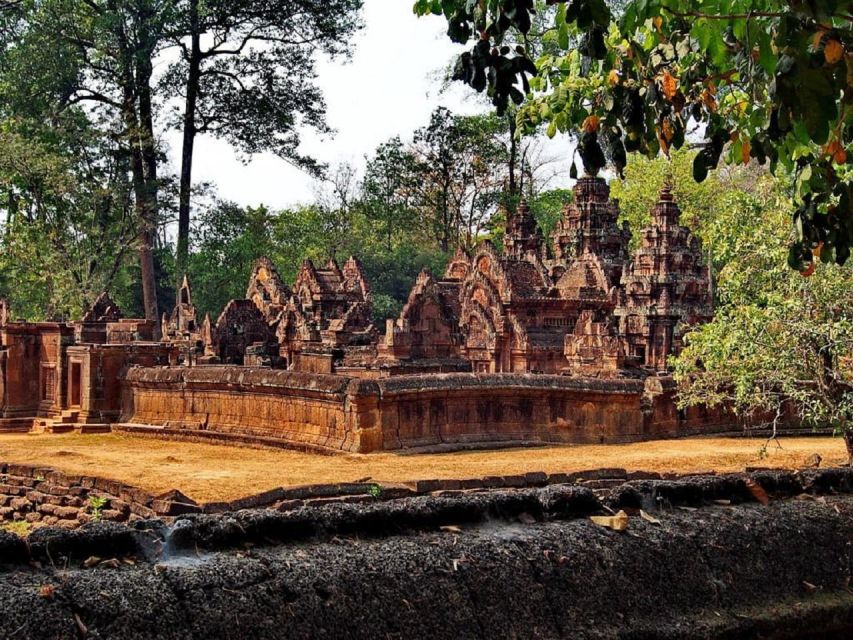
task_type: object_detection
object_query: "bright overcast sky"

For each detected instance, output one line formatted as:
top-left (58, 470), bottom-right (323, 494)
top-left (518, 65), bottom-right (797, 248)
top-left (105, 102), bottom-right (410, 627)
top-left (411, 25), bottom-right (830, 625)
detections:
top-left (163, 0), bottom-right (573, 211)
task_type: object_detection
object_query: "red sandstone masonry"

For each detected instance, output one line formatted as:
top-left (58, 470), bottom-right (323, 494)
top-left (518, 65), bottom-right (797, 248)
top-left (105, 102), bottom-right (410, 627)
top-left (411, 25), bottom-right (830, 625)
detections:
top-left (0, 463), bottom-right (200, 528)
top-left (121, 366), bottom-right (381, 452)
top-left (122, 367), bottom-right (734, 453)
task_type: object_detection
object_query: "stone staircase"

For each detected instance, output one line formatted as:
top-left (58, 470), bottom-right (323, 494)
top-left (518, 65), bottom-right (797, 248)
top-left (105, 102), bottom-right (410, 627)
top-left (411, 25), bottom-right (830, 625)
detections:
top-left (30, 409), bottom-right (110, 435)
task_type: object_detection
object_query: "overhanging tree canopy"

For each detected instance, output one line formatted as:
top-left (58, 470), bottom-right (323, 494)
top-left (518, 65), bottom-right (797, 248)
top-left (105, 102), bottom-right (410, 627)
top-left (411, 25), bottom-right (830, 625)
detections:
top-left (414, 0), bottom-right (853, 270)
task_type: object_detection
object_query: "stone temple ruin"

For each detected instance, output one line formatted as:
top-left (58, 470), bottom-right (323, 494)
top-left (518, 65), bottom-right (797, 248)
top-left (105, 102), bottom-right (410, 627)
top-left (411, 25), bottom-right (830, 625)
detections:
top-left (0, 177), bottom-right (730, 452)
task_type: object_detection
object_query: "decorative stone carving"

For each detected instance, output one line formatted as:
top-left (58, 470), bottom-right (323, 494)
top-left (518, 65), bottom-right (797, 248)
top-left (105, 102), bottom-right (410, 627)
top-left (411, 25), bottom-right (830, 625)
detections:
top-left (246, 257), bottom-right (290, 322)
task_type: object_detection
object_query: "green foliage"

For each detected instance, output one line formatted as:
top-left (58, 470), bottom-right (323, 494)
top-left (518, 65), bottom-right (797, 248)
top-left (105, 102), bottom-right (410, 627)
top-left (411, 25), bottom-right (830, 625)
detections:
top-left (371, 295), bottom-right (403, 328)
top-left (1, 521), bottom-right (33, 538)
top-left (367, 483), bottom-right (382, 500)
top-left (88, 495), bottom-right (108, 522)
top-left (416, 0), bottom-right (853, 270)
top-left (673, 176), bottom-right (853, 437)
top-left (610, 149), bottom-right (782, 262)
top-left (361, 137), bottom-right (418, 250)
top-left (187, 202), bottom-right (278, 318)
top-left (529, 187), bottom-right (573, 241)
top-left (0, 116), bottom-right (139, 320)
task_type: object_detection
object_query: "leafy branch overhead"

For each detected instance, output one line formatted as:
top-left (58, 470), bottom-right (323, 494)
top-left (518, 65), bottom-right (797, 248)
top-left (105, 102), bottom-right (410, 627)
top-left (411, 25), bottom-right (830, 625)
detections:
top-left (414, 0), bottom-right (853, 269)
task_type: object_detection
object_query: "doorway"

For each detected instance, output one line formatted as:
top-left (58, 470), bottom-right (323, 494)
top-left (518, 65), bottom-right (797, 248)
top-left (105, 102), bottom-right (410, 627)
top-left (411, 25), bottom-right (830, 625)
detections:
top-left (70, 362), bottom-right (82, 407)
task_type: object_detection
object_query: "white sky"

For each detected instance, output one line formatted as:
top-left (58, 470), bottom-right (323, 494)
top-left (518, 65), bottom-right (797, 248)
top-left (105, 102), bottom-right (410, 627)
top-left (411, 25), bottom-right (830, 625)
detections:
top-left (163, 0), bottom-right (499, 210)
top-left (160, 0), bottom-right (578, 212)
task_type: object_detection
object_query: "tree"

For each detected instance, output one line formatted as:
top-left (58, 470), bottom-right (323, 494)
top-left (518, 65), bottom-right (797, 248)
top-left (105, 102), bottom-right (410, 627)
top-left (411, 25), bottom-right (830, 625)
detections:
top-left (415, 0), bottom-right (853, 271)
top-left (0, 0), bottom-right (364, 325)
top-left (164, 0), bottom-right (363, 286)
top-left (0, 0), bottom-right (172, 332)
top-left (672, 185), bottom-right (853, 462)
top-left (311, 163), bottom-right (362, 261)
top-left (188, 201), bottom-right (277, 316)
top-left (411, 108), bottom-right (511, 250)
top-left (361, 138), bottom-right (418, 251)
top-left (0, 117), bottom-right (139, 319)
top-left (610, 148), bottom-right (776, 271)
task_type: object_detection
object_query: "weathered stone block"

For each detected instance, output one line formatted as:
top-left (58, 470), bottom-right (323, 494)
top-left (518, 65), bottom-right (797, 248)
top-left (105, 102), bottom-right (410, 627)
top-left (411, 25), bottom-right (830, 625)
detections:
top-left (9, 497), bottom-right (30, 511)
top-left (275, 499), bottom-right (305, 512)
top-left (93, 478), bottom-right (123, 497)
top-left (25, 491), bottom-right (46, 503)
top-left (100, 509), bottom-right (127, 522)
top-left (502, 475), bottom-right (527, 488)
top-left (524, 472), bottom-right (549, 486)
top-left (55, 506), bottom-right (81, 520)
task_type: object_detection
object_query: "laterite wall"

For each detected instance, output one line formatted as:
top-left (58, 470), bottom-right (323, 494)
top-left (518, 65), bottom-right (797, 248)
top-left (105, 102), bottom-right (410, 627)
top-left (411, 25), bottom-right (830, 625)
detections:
top-left (121, 367), bottom-right (734, 453)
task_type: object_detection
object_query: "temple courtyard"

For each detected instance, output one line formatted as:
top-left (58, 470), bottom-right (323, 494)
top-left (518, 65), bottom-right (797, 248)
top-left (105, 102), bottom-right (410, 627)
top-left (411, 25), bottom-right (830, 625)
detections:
top-left (0, 433), bottom-right (845, 503)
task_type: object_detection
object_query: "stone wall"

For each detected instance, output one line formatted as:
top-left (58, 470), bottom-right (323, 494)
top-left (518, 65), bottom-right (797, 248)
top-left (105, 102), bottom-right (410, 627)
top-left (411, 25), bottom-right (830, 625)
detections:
top-left (121, 366), bottom-right (382, 452)
top-left (120, 366), bottom-right (736, 453)
top-left (0, 463), bottom-right (200, 529)
top-left (373, 373), bottom-right (729, 450)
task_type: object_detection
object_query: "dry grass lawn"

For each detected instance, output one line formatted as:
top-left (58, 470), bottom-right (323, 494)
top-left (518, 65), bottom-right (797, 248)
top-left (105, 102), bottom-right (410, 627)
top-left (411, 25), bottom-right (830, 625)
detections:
top-left (0, 433), bottom-right (846, 503)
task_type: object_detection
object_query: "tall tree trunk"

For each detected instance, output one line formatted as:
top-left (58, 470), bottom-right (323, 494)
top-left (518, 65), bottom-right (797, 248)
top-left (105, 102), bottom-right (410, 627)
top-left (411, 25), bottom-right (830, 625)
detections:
top-left (135, 1), bottom-right (161, 338)
top-left (845, 429), bottom-right (853, 467)
top-left (126, 110), bottom-right (158, 330)
top-left (176, 0), bottom-right (201, 289)
top-left (508, 113), bottom-right (517, 196)
top-left (112, 0), bottom-right (159, 334)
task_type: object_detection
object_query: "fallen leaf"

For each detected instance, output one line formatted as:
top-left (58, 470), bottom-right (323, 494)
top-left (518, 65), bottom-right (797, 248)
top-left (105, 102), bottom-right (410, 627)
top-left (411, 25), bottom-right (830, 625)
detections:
top-left (439, 525), bottom-right (462, 534)
top-left (713, 499), bottom-right (732, 506)
top-left (640, 510), bottom-right (661, 525)
top-left (38, 584), bottom-right (55, 600)
top-left (700, 90), bottom-right (717, 113)
top-left (99, 558), bottom-right (121, 569)
top-left (83, 556), bottom-right (101, 569)
top-left (590, 510), bottom-right (629, 532)
top-left (745, 479), bottom-right (770, 505)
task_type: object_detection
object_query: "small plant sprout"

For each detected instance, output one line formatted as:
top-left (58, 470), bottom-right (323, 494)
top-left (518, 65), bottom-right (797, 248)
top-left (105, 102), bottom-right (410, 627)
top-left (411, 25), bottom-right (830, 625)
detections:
top-left (88, 496), bottom-right (108, 521)
top-left (368, 484), bottom-right (382, 500)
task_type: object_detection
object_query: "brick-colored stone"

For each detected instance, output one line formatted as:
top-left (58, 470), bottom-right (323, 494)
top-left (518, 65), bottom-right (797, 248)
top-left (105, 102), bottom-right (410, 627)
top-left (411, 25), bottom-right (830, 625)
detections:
top-left (9, 497), bottom-right (31, 512)
top-left (55, 506), bottom-right (81, 520)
